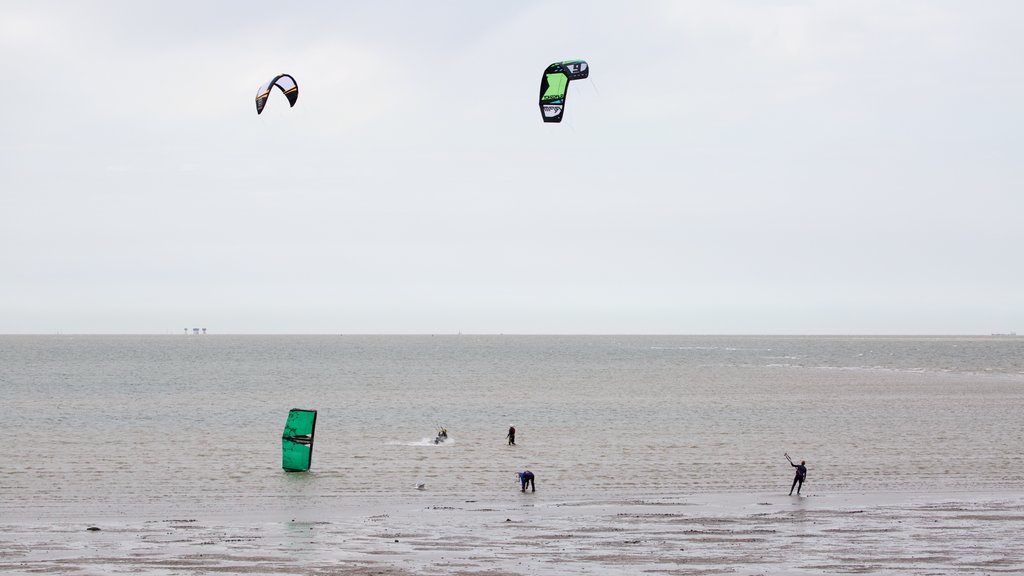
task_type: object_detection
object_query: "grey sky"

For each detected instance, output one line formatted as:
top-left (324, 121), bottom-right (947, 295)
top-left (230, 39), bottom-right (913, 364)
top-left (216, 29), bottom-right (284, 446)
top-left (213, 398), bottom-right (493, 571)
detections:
top-left (2, 1), bottom-right (1022, 334)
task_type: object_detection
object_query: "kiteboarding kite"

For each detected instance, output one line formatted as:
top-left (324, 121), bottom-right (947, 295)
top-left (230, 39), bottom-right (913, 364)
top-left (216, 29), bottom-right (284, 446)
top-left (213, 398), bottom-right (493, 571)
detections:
top-left (282, 408), bottom-right (317, 471)
top-left (539, 60), bottom-right (589, 123)
top-left (255, 73), bottom-right (299, 115)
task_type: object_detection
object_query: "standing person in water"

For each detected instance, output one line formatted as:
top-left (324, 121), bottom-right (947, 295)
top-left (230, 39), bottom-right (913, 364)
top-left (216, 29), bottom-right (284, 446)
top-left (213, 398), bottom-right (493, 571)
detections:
top-left (518, 470), bottom-right (535, 492)
top-left (506, 426), bottom-right (516, 446)
top-left (786, 453), bottom-right (807, 495)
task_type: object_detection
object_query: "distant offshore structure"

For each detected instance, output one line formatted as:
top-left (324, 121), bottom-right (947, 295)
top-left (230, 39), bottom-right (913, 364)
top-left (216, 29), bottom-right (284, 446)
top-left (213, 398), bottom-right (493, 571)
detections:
top-left (991, 331), bottom-right (1017, 336)
top-left (184, 328), bottom-right (207, 335)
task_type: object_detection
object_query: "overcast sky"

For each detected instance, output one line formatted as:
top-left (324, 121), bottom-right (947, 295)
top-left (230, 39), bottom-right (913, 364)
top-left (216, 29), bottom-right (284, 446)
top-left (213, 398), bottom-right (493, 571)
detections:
top-left (1, 1), bottom-right (1022, 335)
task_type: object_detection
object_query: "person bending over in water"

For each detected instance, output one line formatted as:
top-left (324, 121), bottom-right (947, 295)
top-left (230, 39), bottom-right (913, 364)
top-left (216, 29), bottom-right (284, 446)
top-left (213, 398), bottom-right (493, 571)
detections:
top-left (519, 470), bottom-right (535, 492)
top-left (506, 426), bottom-right (516, 446)
top-left (785, 453), bottom-right (806, 495)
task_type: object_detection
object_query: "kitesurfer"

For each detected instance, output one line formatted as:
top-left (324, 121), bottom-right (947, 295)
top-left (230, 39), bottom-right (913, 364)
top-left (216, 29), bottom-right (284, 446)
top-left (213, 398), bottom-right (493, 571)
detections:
top-left (519, 470), bottom-right (535, 492)
top-left (506, 426), bottom-right (516, 446)
top-left (785, 453), bottom-right (806, 495)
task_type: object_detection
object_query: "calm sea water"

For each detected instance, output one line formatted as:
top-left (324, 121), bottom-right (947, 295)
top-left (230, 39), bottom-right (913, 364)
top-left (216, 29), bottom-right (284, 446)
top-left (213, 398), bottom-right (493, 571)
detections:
top-left (2, 335), bottom-right (1022, 521)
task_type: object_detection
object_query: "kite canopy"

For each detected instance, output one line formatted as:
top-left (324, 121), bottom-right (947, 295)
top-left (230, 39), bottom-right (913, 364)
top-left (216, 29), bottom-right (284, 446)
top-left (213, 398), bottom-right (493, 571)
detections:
top-left (256, 73), bottom-right (299, 115)
top-left (539, 60), bottom-right (589, 123)
top-left (282, 408), bottom-right (317, 472)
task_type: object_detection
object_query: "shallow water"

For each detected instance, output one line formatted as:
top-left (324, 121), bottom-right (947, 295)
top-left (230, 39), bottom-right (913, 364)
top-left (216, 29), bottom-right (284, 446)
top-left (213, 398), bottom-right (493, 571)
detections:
top-left (2, 335), bottom-right (1023, 574)
top-left (2, 335), bottom-right (1023, 519)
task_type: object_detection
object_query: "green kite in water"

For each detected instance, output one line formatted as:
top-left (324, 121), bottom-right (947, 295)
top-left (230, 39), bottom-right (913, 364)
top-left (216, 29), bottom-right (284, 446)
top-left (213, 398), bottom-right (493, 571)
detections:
top-left (282, 408), bottom-right (317, 471)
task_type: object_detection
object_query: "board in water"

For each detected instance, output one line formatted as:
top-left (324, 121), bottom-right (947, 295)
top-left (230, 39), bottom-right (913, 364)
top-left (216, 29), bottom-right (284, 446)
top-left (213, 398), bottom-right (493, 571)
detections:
top-left (282, 408), bottom-right (317, 471)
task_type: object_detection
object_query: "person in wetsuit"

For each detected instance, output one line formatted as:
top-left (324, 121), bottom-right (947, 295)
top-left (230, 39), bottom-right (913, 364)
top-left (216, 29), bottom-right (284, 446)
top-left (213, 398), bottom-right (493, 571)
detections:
top-left (506, 426), bottom-right (516, 446)
top-left (786, 453), bottom-right (806, 495)
top-left (519, 470), bottom-right (535, 492)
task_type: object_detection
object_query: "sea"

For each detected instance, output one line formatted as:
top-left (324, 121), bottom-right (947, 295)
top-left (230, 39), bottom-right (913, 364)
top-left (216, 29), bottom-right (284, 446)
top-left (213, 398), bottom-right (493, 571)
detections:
top-left (2, 335), bottom-right (1023, 575)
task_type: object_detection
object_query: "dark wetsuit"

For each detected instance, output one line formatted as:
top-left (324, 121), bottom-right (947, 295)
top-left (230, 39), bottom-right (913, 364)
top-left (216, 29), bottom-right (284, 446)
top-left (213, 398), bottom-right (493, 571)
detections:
top-left (790, 462), bottom-right (807, 495)
top-left (519, 470), bottom-right (535, 492)
top-left (507, 426), bottom-right (516, 446)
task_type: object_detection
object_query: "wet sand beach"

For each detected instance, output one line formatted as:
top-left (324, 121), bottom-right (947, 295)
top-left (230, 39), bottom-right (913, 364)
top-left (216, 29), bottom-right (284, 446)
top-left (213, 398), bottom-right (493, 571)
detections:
top-left (3, 490), bottom-right (1023, 575)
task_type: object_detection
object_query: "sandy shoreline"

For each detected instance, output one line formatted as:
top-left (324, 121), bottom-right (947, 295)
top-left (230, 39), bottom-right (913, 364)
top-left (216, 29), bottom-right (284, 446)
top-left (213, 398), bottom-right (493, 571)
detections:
top-left (3, 490), bottom-right (1022, 575)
